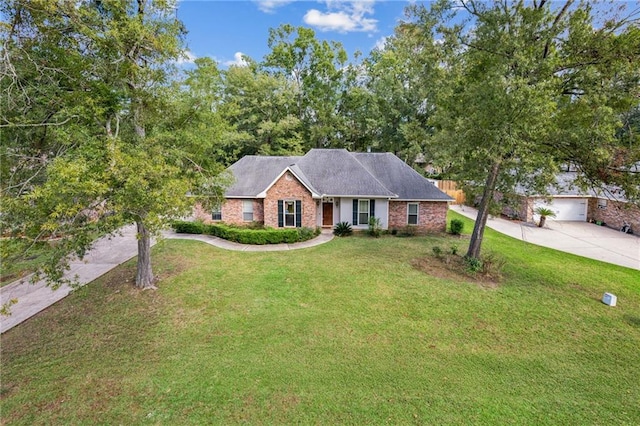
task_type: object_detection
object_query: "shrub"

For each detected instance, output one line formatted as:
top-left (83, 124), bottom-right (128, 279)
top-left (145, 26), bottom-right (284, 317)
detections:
top-left (390, 229), bottom-right (398, 236)
top-left (480, 251), bottom-right (507, 278)
top-left (205, 224), bottom-right (299, 244)
top-left (450, 244), bottom-right (459, 255)
top-left (368, 217), bottom-right (382, 238)
top-left (450, 219), bottom-right (464, 235)
top-left (464, 256), bottom-right (483, 273)
top-left (397, 225), bottom-right (416, 237)
top-left (333, 222), bottom-right (353, 237)
top-left (297, 227), bottom-right (316, 242)
top-left (173, 221), bottom-right (204, 234)
top-left (432, 246), bottom-right (443, 258)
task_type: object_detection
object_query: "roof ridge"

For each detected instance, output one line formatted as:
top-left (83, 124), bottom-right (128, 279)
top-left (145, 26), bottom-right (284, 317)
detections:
top-left (349, 151), bottom-right (399, 198)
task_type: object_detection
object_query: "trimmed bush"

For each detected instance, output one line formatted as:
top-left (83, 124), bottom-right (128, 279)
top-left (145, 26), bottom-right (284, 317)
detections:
top-left (174, 221), bottom-right (318, 245)
top-left (173, 221), bottom-right (204, 234)
top-left (450, 219), bottom-right (464, 235)
top-left (207, 224), bottom-right (301, 245)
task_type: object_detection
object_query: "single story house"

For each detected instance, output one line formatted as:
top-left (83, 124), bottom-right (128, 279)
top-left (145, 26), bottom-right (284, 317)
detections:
top-left (195, 149), bottom-right (453, 233)
top-left (502, 172), bottom-right (639, 232)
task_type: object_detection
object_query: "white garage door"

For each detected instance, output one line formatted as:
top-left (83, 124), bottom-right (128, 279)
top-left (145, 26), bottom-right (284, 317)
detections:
top-left (534, 198), bottom-right (587, 221)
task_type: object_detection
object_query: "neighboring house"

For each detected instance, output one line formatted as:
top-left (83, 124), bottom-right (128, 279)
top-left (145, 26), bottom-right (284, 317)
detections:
top-left (195, 149), bottom-right (453, 233)
top-left (502, 172), bottom-right (639, 232)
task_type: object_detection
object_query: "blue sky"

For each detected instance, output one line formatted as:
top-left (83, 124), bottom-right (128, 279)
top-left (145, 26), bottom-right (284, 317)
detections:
top-left (176, 1), bottom-right (418, 66)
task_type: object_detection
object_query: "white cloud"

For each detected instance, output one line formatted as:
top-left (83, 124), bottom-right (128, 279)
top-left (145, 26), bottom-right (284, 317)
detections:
top-left (373, 35), bottom-right (388, 51)
top-left (223, 52), bottom-right (249, 67)
top-left (255, 0), bottom-right (294, 13)
top-left (303, 1), bottom-right (378, 33)
top-left (175, 50), bottom-right (197, 65)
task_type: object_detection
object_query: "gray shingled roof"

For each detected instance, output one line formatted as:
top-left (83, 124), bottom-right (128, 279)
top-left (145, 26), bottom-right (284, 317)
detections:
top-left (226, 156), bottom-right (301, 197)
top-left (353, 152), bottom-right (453, 200)
top-left (225, 149), bottom-right (451, 201)
top-left (296, 149), bottom-right (396, 197)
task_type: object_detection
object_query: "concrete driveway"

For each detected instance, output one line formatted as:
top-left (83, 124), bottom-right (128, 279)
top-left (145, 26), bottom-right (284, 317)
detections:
top-left (450, 205), bottom-right (640, 270)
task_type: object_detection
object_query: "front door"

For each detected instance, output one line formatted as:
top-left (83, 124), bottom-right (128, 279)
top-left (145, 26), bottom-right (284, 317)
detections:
top-left (322, 202), bottom-right (333, 227)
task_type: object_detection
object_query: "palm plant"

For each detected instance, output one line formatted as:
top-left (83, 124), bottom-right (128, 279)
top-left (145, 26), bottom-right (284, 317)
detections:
top-left (333, 221), bottom-right (353, 237)
top-left (534, 207), bottom-right (556, 228)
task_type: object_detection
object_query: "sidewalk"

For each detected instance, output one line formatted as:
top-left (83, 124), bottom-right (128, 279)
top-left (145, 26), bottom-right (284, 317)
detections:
top-left (1, 228), bottom-right (334, 334)
top-left (450, 205), bottom-right (640, 270)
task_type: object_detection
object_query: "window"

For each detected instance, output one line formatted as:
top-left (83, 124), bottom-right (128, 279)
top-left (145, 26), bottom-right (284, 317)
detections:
top-left (408, 203), bottom-right (419, 225)
top-left (358, 199), bottom-right (370, 225)
top-left (285, 201), bottom-right (296, 227)
top-left (278, 200), bottom-right (302, 228)
top-left (212, 205), bottom-right (222, 221)
top-left (352, 199), bottom-right (375, 226)
top-left (242, 200), bottom-right (253, 221)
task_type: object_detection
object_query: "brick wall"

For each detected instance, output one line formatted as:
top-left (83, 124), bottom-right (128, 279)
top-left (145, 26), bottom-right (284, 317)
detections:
top-left (388, 201), bottom-right (448, 233)
top-left (264, 171), bottom-right (316, 228)
top-left (193, 199), bottom-right (264, 225)
top-left (588, 199), bottom-right (639, 232)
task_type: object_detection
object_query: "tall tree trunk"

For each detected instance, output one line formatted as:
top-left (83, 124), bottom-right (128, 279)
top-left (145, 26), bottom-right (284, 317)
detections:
top-left (135, 220), bottom-right (155, 288)
top-left (466, 160), bottom-right (502, 259)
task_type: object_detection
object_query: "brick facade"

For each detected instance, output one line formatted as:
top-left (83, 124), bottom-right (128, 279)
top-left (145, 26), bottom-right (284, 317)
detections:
top-left (588, 198), bottom-right (639, 232)
top-left (388, 201), bottom-right (448, 233)
top-left (263, 171), bottom-right (316, 228)
top-left (500, 195), bottom-right (639, 233)
top-left (193, 172), bottom-right (316, 228)
top-left (193, 199), bottom-right (264, 225)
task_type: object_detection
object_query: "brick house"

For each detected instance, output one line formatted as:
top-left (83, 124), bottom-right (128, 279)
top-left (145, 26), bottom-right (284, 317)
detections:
top-left (195, 149), bottom-right (452, 233)
top-left (502, 172), bottom-right (639, 233)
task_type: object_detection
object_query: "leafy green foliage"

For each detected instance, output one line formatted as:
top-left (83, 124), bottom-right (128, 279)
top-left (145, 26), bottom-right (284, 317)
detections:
top-left (449, 219), bottom-right (464, 235)
top-left (405, 1), bottom-right (640, 259)
top-left (333, 221), bottom-right (353, 237)
top-left (172, 221), bottom-right (205, 234)
top-left (367, 217), bottom-right (382, 238)
top-left (171, 221), bottom-right (315, 244)
top-left (464, 255), bottom-right (483, 273)
top-left (0, 1), bottom-right (228, 288)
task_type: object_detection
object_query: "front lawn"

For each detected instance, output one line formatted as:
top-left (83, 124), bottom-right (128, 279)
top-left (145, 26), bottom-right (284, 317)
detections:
top-left (2, 212), bottom-right (639, 424)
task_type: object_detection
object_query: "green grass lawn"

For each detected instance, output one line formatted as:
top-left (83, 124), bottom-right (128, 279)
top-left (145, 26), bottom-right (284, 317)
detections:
top-left (2, 212), bottom-right (639, 424)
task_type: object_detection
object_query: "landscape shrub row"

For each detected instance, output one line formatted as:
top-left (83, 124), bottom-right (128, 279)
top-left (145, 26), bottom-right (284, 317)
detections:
top-left (172, 221), bottom-right (319, 245)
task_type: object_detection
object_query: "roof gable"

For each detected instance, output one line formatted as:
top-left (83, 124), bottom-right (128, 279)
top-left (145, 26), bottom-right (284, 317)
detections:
top-left (225, 156), bottom-right (301, 198)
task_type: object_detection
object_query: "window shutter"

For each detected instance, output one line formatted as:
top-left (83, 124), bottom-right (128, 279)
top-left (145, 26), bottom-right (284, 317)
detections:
top-left (352, 199), bottom-right (358, 225)
top-left (278, 200), bottom-right (284, 227)
top-left (370, 199), bottom-right (375, 218)
top-left (295, 200), bottom-right (302, 228)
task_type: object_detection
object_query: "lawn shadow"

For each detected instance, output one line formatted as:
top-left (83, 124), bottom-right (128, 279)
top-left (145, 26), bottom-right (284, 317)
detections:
top-left (624, 314), bottom-right (640, 328)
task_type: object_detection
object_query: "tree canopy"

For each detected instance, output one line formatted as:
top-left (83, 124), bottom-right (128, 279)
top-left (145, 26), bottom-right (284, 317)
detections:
top-left (1, 0), bottom-right (227, 289)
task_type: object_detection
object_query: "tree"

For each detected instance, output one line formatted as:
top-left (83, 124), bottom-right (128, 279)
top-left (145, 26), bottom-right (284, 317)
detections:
top-left (220, 60), bottom-right (304, 161)
top-left (1, 0), bottom-right (225, 289)
top-left (407, 0), bottom-right (640, 259)
top-left (263, 24), bottom-right (348, 149)
top-left (361, 21), bottom-right (440, 162)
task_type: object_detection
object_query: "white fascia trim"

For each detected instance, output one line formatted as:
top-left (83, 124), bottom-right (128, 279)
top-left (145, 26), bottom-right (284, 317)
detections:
top-left (256, 166), bottom-right (320, 199)
top-left (326, 194), bottom-right (398, 199)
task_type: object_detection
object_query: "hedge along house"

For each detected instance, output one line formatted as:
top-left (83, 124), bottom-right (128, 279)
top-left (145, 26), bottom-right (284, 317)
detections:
top-left (195, 149), bottom-right (453, 233)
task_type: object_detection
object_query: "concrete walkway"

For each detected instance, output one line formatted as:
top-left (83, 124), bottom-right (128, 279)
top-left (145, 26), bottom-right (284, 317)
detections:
top-left (0, 228), bottom-right (334, 334)
top-left (450, 205), bottom-right (640, 270)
